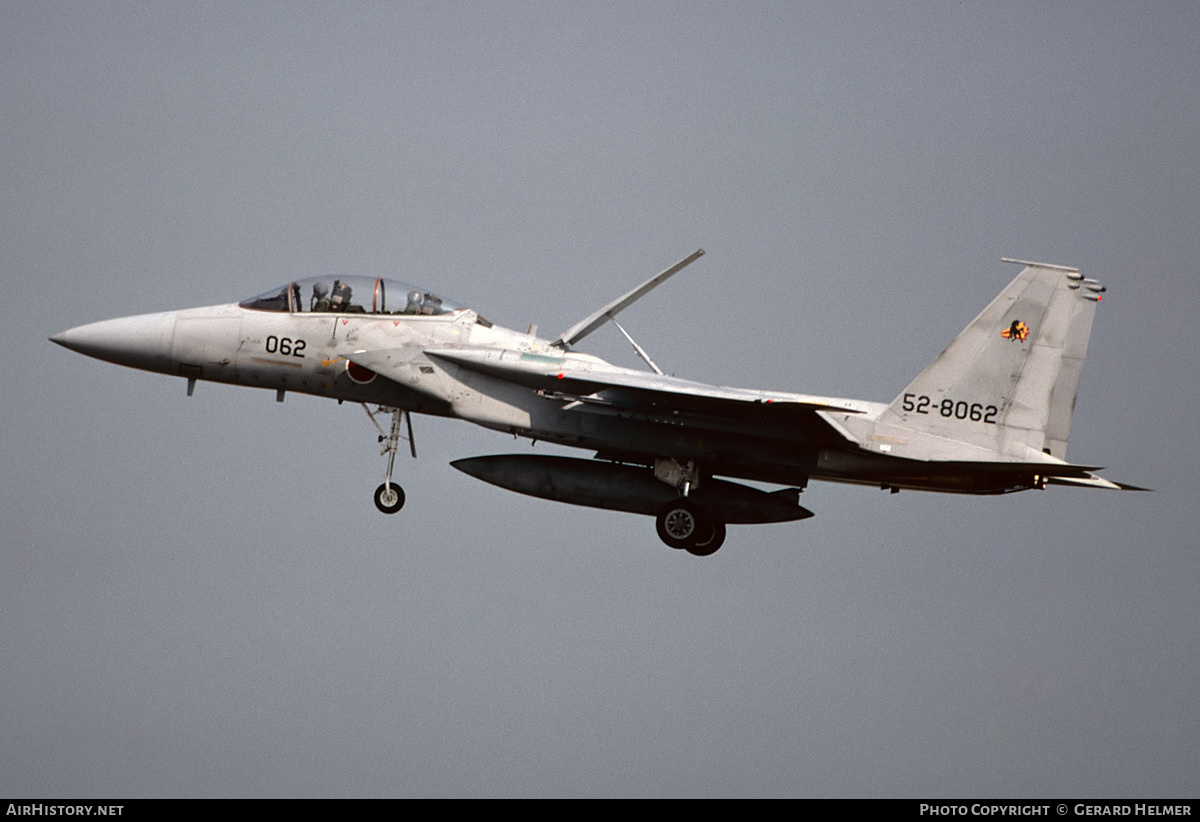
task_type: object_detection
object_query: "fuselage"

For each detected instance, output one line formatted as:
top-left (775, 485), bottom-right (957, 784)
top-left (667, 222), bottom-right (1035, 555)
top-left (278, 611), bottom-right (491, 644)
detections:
top-left (52, 298), bottom-right (886, 489)
top-left (58, 256), bottom-right (1121, 501)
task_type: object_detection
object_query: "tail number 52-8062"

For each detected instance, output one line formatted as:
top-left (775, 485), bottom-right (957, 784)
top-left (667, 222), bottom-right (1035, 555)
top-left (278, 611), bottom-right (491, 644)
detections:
top-left (902, 393), bottom-right (998, 424)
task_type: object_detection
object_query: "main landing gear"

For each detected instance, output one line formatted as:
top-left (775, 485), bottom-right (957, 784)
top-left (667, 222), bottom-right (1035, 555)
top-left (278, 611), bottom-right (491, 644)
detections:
top-left (652, 458), bottom-right (727, 556)
top-left (655, 499), bottom-right (726, 556)
top-left (363, 405), bottom-right (415, 514)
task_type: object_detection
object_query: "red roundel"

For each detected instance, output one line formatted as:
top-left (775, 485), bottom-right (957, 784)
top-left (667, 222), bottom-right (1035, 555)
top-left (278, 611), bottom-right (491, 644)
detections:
top-left (346, 360), bottom-right (377, 384)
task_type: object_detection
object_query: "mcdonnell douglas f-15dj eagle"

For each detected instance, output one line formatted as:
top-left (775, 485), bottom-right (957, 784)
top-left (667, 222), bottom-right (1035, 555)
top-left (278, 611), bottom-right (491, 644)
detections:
top-left (51, 250), bottom-right (1144, 555)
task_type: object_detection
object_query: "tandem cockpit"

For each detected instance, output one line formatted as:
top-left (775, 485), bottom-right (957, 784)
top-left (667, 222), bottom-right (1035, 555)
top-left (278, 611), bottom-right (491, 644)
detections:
top-left (239, 276), bottom-right (467, 317)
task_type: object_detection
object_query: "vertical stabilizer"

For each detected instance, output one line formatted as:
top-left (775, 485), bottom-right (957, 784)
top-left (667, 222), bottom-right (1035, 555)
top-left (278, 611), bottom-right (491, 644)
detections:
top-left (882, 259), bottom-right (1105, 458)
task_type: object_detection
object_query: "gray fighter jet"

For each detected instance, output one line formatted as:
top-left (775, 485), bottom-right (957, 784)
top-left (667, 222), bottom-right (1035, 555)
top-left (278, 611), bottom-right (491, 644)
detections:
top-left (51, 251), bottom-right (1145, 556)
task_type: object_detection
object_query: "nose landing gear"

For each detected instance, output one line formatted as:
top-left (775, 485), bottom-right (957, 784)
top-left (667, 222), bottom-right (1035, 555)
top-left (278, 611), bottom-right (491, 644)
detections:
top-left (363, 404), bottom-right (415, 514)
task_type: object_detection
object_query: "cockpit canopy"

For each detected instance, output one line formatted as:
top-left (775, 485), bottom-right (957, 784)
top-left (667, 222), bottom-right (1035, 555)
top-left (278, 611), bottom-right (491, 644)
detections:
top-left (240, 276), bottom-right (464, 316)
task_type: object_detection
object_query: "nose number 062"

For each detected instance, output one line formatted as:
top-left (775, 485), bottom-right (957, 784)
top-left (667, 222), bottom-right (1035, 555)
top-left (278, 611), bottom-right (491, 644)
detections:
top-left (265, 336), bottom-right (306, 358)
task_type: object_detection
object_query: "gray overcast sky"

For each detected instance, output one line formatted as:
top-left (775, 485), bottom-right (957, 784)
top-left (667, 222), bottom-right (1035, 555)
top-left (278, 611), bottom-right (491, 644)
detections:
top-left (3, 1), bottom-right (1197, 798)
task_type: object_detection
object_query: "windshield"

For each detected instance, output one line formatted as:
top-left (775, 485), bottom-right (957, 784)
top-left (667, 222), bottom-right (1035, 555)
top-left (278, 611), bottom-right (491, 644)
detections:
top-left (240, 276), bottom-right (464, 315)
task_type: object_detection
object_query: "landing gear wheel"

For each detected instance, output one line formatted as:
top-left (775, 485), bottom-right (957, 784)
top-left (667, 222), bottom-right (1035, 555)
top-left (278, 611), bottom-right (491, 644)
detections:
top-left (374, 482), bottom-right (406, 514)
top-left (687, 521), bottom-right (726, 557)
top-left (656, 499), bottom-right (709, 550)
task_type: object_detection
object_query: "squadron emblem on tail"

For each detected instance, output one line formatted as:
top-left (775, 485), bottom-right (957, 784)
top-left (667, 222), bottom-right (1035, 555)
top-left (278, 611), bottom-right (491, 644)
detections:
top-left (1002, 320), bottom-right (1030, 341)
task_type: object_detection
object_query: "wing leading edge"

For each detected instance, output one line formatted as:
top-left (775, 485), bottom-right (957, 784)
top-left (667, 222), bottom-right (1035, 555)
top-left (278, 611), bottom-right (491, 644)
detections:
top-left (424, 346), bottom-right (870, 421)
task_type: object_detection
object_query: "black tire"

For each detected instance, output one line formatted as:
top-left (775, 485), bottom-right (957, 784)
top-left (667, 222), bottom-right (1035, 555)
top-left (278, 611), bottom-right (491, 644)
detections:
top-left (656, 499), bottom-right (709, 549)
top-left (374, 482), bottom-right (405, 514)
top-left (686, 521), bottom-right (726, 557)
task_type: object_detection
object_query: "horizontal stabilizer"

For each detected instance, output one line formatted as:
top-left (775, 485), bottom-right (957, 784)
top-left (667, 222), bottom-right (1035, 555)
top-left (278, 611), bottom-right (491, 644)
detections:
top-left (942, 460), bottom-right (1149, 491)
top-left (1046, 474), bottom-right (1152, 491)
top-left (939, 460), bottom-right (1103, 478)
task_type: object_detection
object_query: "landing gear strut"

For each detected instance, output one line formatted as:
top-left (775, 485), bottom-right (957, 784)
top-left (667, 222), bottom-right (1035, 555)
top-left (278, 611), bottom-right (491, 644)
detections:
top-left (364, 404), bottom-right (415, 514)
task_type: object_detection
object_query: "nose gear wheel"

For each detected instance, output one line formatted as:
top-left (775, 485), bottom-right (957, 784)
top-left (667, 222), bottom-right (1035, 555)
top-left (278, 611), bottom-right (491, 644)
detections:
top-left (374, 482), bottom-right (405, 514)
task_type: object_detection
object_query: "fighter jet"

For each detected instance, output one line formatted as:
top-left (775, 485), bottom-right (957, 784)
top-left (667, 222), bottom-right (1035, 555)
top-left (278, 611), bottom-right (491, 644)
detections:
top-left (51, 250), bottom-right (1144, 556)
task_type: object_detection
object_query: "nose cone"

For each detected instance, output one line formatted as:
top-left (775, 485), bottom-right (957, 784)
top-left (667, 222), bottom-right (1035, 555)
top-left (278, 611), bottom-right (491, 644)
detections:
top-left (51, 311), bottom-right (178, 374)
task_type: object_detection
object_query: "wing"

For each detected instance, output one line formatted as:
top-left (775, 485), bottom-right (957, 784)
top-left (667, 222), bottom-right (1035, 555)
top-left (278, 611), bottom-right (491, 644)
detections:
top-left (424, 346), bottom-right (867, 427)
